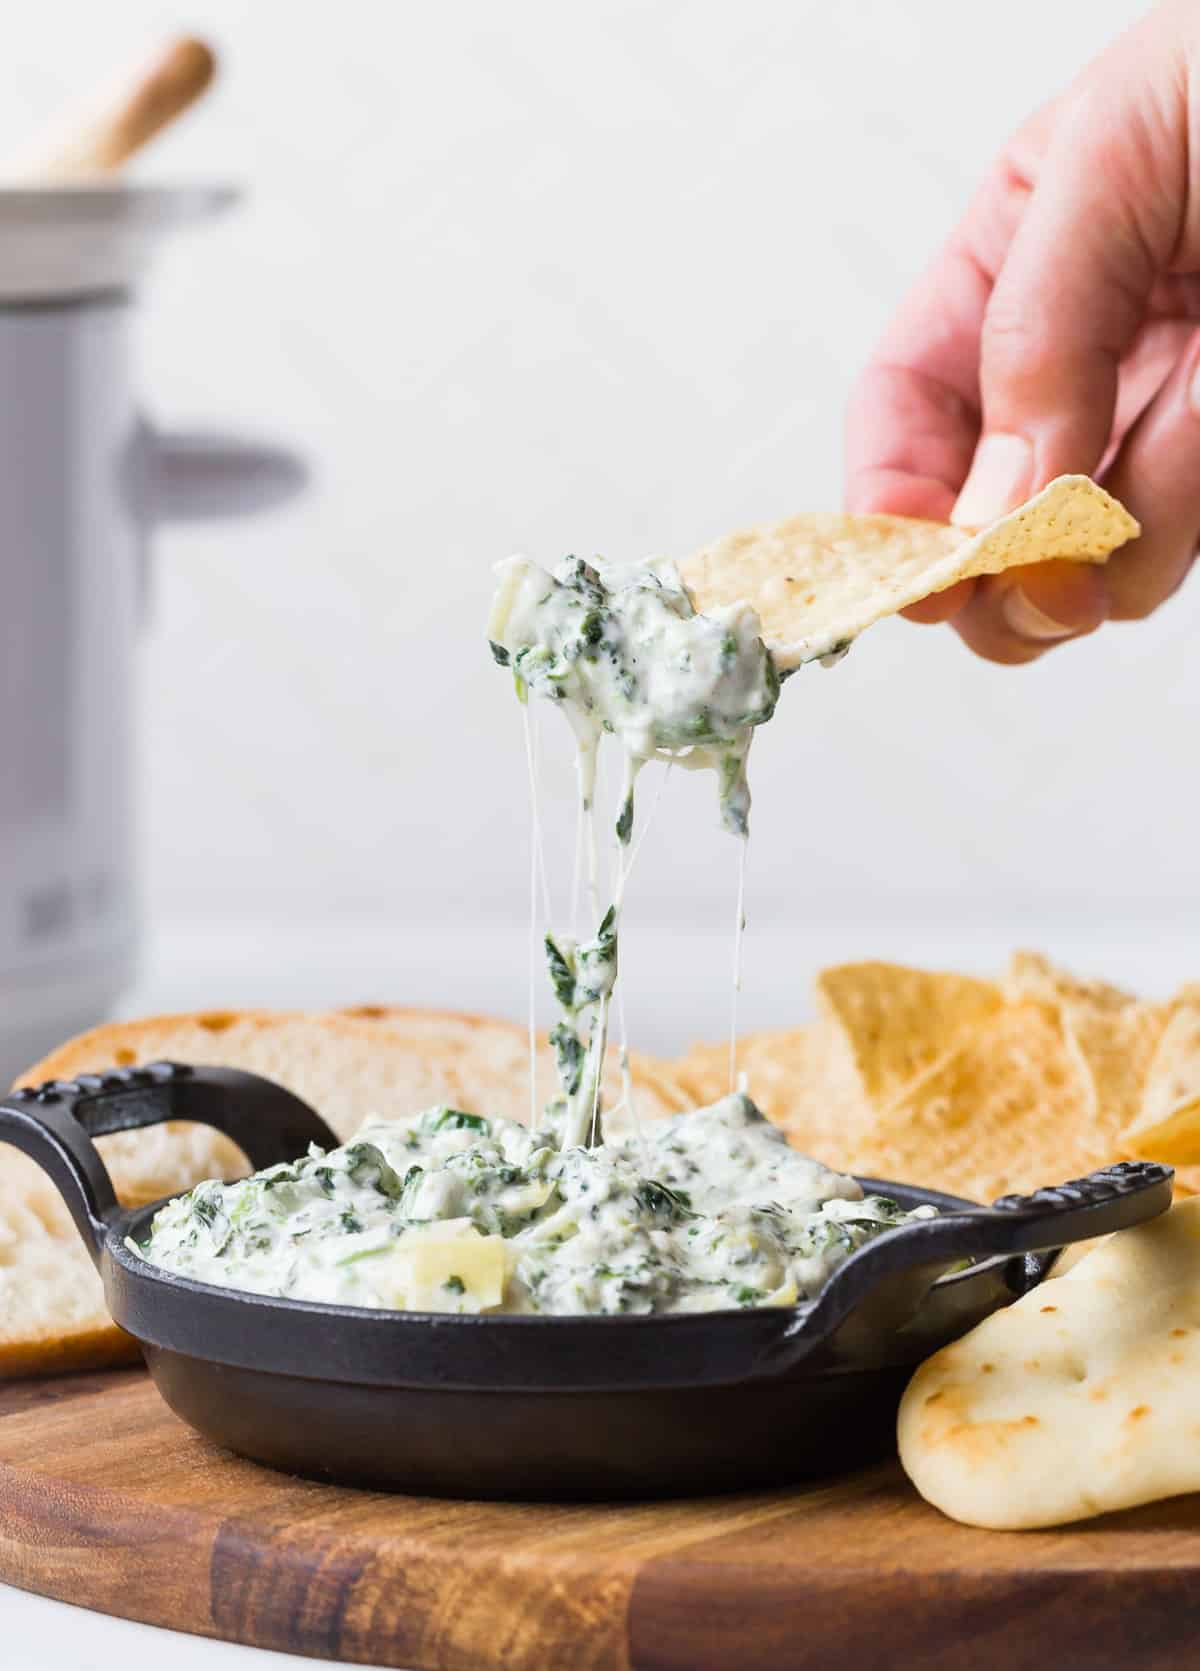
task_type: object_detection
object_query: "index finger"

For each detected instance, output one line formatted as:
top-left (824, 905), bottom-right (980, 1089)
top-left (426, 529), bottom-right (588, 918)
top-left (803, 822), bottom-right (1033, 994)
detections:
top-left (845, 107), bottom-right (1054, 620)
top-left (845, 108), bottom-right (1054, 503)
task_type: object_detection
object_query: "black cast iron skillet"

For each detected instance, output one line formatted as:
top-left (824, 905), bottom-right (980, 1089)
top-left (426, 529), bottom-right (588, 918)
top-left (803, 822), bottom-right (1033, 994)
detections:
top-left (0, 1062), bottom-right (1173, 1500)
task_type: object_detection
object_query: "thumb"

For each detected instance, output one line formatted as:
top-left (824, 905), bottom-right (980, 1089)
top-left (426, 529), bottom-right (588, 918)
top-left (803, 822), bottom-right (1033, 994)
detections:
top-left (953, 45), bottom-right (1187, 528)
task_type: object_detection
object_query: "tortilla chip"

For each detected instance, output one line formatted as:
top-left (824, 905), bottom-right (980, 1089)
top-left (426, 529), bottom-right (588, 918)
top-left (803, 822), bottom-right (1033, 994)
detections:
top-left (1002, 948), bottom-right (1133, 1013)
top-left (899, 1199), bottom-right (1200, 1529)
top-left (679, 476), bottom-right (1138, 668)
top-left (1001, 951), bottom-right (1165, 1162)
top-left (675, 1023), bottom-right (872, 1174)
top-left (814, 962), bottom-right (1002, 1111)
top-left (1122, 1000), bottom-right (1200, 1164)
top-left (1069, 1001), bottom-right (1170, 1156)
top-left (676, 1026), bottom-right (826, 1116)
top-left (673, 1037), bottom-right (732, 1109)
top-left (847, 1003), bottom-right (1092, 1202)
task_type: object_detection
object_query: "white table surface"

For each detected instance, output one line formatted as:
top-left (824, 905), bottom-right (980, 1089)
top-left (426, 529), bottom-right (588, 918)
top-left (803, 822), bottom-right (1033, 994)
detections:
top-left (2, 1586), bottom-right (362, 1671)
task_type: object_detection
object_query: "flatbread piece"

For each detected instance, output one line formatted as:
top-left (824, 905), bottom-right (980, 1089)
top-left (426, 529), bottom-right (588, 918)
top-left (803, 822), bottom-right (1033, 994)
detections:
top-left (899, 1199), bottom-right (1200, 1528)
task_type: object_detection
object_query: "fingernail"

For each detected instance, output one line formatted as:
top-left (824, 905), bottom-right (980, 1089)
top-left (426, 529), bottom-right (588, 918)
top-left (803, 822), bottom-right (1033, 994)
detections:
top-left (1001, 586), bottom-right (1075, 641)
top-left (952, 433), bottom-right (1035, 528)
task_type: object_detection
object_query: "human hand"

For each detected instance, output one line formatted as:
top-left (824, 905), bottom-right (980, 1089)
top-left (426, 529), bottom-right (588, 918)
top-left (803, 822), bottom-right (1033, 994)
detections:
top-left (845, 0), bottom-right (1200, 664)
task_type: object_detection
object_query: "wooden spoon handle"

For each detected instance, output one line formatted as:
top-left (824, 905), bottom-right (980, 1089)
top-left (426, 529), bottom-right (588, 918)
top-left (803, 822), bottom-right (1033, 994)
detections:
top-left (9, 36), bottom-right (216, 181)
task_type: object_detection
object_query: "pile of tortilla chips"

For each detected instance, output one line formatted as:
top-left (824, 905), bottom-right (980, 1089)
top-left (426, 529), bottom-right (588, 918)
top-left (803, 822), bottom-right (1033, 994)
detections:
top-left (681, 952), bottom-right (1200, 1203)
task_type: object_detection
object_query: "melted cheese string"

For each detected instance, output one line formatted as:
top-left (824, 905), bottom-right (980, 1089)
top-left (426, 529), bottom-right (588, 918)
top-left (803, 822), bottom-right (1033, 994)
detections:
top-left (521, 705), bottom-right (554, 1130)
top-left (729, 831), bottom-right (749, 1093)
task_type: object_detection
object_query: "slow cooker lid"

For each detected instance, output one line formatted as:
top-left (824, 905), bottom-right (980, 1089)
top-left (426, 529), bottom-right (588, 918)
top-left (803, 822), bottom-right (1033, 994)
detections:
top-left (0, 182), bottom-right (237, 302)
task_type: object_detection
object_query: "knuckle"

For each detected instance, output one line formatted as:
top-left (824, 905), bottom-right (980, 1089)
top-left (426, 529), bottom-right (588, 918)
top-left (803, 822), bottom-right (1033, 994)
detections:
top-left (1056, 78), bottom-right (1109, 149)
top-left (979, 301), bottom-right (1059, 388)
top-left (844, 359), bottom-right (894, 420)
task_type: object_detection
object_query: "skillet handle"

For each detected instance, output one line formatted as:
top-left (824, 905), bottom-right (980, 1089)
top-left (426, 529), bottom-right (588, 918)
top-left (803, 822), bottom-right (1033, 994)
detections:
top-left (0, 1063), bottom-right (340, 1270)
top-left (755, 1160), bottom-right (1174, 1376)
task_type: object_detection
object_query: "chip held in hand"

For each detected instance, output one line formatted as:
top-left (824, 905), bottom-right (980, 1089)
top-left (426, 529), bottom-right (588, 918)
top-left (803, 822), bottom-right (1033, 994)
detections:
top-left (679, 475), bottom-right (1139, 670)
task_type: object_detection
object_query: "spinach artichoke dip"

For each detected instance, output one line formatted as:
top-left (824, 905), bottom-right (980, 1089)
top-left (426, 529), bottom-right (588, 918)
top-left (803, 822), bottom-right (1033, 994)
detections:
top-left (135, 1096), bottom-right (923, 1313)
top-left (134, 552), bottom-right (935, 1315)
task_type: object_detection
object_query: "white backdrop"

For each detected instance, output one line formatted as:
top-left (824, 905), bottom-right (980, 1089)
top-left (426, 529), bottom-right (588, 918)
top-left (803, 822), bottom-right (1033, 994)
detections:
top-left (3, 0), bottom-right (1189, 1046)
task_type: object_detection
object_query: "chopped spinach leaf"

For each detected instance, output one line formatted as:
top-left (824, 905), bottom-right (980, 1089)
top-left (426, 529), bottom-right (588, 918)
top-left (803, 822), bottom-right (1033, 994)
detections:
top-left (343, 1141), bottom-right (405, 1200)
top-left (549, 1021), bottom-right (584, 1096)
top-left (433, 1109), bottom-right (491, 1135)
top-left (544, 933), bottom-right (576, 1009)
top-left (615, 790), bottom-right (634, 845)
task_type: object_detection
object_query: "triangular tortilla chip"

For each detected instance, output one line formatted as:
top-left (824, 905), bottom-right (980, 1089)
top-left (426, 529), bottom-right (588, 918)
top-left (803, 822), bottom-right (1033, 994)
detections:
top-left (1068, 1001), bottom-right (1168, 1154)
top-left (679, 476), bottom-right (1138, 669)
top-left (815, 961), bottom-right (1003, 1111)
top-left (847, 1004), bottom-right (1093, 1202)
top-left (1002, 949), bottom-right (1133, 1013)
top-left (1002, 951), bottom-right (1166, 1160)
top-left (675, 1022), bottom-right (872, 1173)
top-left (1122, 1000), bottom-right (1200, 1164)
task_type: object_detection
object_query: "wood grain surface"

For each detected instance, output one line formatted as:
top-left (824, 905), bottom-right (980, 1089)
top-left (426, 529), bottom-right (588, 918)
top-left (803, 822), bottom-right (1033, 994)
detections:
top-left (3, 1368), bottom-right (1200, 1670)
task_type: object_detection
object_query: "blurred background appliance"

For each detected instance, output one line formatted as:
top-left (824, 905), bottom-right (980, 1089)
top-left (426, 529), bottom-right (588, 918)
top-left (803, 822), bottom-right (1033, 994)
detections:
top-left (0, 40), bottom-right (304, 1081)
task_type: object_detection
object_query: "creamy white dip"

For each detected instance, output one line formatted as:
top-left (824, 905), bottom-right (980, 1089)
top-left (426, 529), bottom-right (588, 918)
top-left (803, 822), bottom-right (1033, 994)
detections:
top-left (134, 1093), bottom-right (930, 1315)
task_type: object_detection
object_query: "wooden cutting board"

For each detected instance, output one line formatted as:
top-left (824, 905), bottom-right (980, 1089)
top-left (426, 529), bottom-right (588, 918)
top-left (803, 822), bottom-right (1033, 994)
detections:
top-left (3, 1368), bottom-right (1200, 1670)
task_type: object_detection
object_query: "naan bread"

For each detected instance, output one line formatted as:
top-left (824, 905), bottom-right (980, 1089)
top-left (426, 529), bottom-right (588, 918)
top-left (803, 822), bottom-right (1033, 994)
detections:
top-left (899, 1200), bottom-right (1200, 1528)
